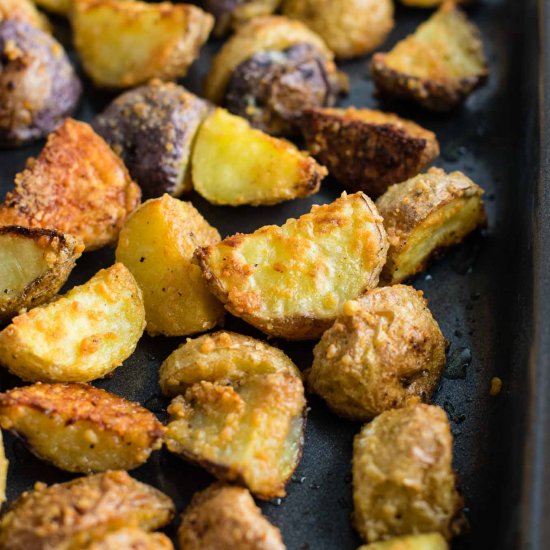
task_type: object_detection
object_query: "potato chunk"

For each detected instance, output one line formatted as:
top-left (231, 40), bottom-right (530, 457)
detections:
top-left (375, 168), bottom-right (486, 285)
top-left (0, 226), bottom-right (83, 323)
top-left (160, 331), bottom-right (300, 397)
top-left (72, 0), bottom-right (213, 89)
top-left (0, 382), bottom-right (164, 473)
top-left (0, 471), bottom-right (175, 550)
top-left (0, 263), bottom-right (145, 383)
top-left (197, 192), bottom-right (388, 340)
top-left (0, 119), bottom-right (140, 251)
top-left (191, 108), bottom-right (326, 206)
top-left (0, 432), bottom-right (7, 505)
top-left (116, 195), bottom-right (225, 337)
top-left (358, 533), bottom-right (448, 550)
top-left (308, 285), bottom-right (446, 421)
top-left (370, 3), bottom-right (488, 111)
top-left (0, 0), bottom-right (50, 32)
top-left (301, 107), bottom-right (439, 197)
top-left (353, 405), bottom-right (463, 543)
top-left (179, 483), bottom-right (286, 549)
top-left (80, 528), bottom-right (174, 550)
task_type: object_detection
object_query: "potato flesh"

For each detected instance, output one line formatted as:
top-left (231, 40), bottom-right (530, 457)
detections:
top-left (358, 533), bottom-right (448, 550)
top-left (0, 263), bottom-right (145, 382)
top-left (192, 108), bottom-right (325, 206)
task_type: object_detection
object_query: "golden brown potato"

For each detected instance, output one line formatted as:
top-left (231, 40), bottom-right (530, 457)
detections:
top-left (0, 382), bottom-right (164, 473)
top-left (357, 533), bottom-right (448, 550)
top-left (197, 192), bottom-right (388, 340)
top-left (308, 285), bottom-right (446, 421)
top-left (0, 471), bottom-right (175, 550)
top-left (72, 0), bottom-right (213, 89)
top-left (0, 432), bottom-right (7, 505)
top-left (370, 3), bottom-right (488, 111)
top-left (116, 195), bottom-right (225, 337)
top-left (301, 107), bottom-right (439, 196)
top-left (282, 0), bottom-right (394, 59)
top-left (0, 119), bottom-right (140, 251)
top-left (375, 168), bottom-right (486, 285)
top-left (0, 263), bottom-right (145, 383)
top-left (0, 0), bottom-right (50, 32)
top-left (179, 483), bottom-right (286, 550)
top-left (0, 226), bottom-right (83, 323)
top-left (353, 405), bottom-right (463, 543)
top-left (191, 108), bottom-right (326, 206)
top-left (77, 528), bottom-right (174, 550)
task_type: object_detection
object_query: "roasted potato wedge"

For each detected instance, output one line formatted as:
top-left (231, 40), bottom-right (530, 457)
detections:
top-left (197, 192), bottom-right (388, 340)
top-left (370, 3), bottom-right (488, 111)
top-left (358, 533), bottom-right (448, 550)
top-left (353, 405), bottom-right (463, 543)
top-left (0, 263), bottom-right (145, 383)
top-left (0, 226), bottom-right (83, 323)
top-left (179, 483), bottom-right (286, 549)
top-left (301, 107), bottom-right (439, 196)
top-left (0, 471), bottom-right (175, 550)
top-left (0, 432), bottom-right (7, 505)
top-left (282, 0), bottom-right (394, 59)
top-left (0, 0), bottom-right (50, 32)
top-left (72, 0), bottom-right (213, 89)
top-left (191, 108), bottom-right (326, 206)
top-left (376, 168), bottom-right (486, 285)
top-left (0, 382), bottom-right (164, 473)
top-left (78, 528), bottom-right (174, 550)
top-left (116, 195), bottom-right (225, 337)
top-left (160, 331), bottom-right (300, 397)
top-left (308, 285), bottom-right (446, 421)
top-left (93, 80), bottom-right (211, 199)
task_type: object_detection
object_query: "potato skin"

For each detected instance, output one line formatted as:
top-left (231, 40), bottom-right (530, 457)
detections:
top-left (308, 285), bottom-right (446, 421)
top-left (357, 533), bottom-right (448, 550)
top-left (282, 0), bottom-right (394, 59)
top-left (0, 226), bottom-right (83, 323)
top-left (0, 0), bottom-right (51, 33)
top-left (0, 382), bottom-right (165, 473)
top-left (0, 20), bottom-right (81, 147)
top-left (376, 168), bottom-right (486, 285)
top-left (301, 107), bottom-right (439, 197)
top-left (197, 192), bottom-right (388, 340)
top-left (0, 471), bottom-right (175, 550)
top-left (0, 119), bottom-right (141, 251)
top-left (353, 405), bottom-right (463, 543)
top-left (179, 483), bottom-right (286, 550)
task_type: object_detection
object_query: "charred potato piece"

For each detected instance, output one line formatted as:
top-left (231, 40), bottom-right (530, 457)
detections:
top-left (358, 533), bottom-right (448, 550)
top-left (179, 483), bottom-right (286, 549)
top-left (0, 432), bottom-right (7, 504)
top-left (308, 285), bottom-right (446, 421)
top-left (0, 119), bottom-right (141, 250)
top-left (376, 168), bottom-right (486, 285)
top-left (0, 382), bottom-right (164, 473)
top-left (80, 528), bottom-right (174, 550)
top-left (0, 20), bottom-right (81, 147)
top-left (370, 3), bottom-right (488, 111)
top-left (93, 80), bottom-right (211, 199)
top-left (0, 263), bottom-right (145, 383)
top-left (191, 108), bottom-right (326, 206)
top-left (197, 192), bottom-right (388, 340)
top-left (301, 107), bottom-right (439, 196)
top-left (353, 404), bottom-right (463, 542)
top-left (72, 0), bottom-right (213, 89)
top-left (0, 226), bottom-right (83, 323)
top-left (0, 0), bottom-right (50, 32)
top-left (282, 0), bottom-right (394, 59)
top-left (0, 471), bottom-right (175, 550)
top-left (116, 195), bottom-right (225, 337)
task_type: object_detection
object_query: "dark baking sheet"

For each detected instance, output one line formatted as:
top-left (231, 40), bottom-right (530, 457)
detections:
top-left (0, 0), bottom-right (544, 548)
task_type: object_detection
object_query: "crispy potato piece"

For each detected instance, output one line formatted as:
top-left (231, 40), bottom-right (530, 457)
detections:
top-left (93, 80), bottom-right (211, 199)
top-left (72, 0), bottom-right (213, 89)
top-left (0, 471), bottom-right (175, 550)
top-left (282, 0), bottom-right (393, 59)
top-left (79, 528), bottom-right (174, 550)
top-left (197, 192), bottom-right (388, 340)
top-left (308, 285), bottom-right (446, 421)
top-left (0, 0), bottom-right (50, 32)
top-left (370, 3), bottom-right (488, 111)
top-left (116, 195), bottom-right (225, 337)
top-left (0, 226), bottom-right (83, 323)
top-left (0, 119), bottom-right (140, 251)
top-left (0, 432), bottom-right (7, 505)
top-left (0, 382), bottom-right (164, 473)
top-left (179, 483), bottom-right (286, 549)
top-left (357, 533), bottom-right (448, 550)
top-left (301, 107), bottom-right (439, 196)
top-left (375, 168), bottom-right (486, 284)
top-left (191, 108), bottom-right (326, 206)
top-left (0, 263), bottom-right (145, 383)
top-left (160, 331), bottom-right (300, 397)
top-left (353, 405), bottom-right (463, 543)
